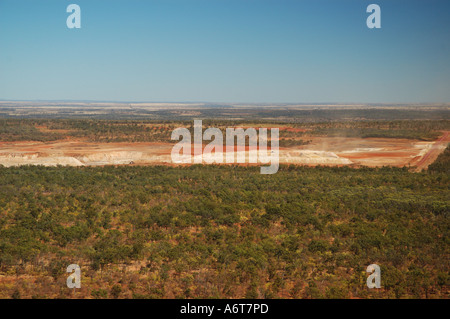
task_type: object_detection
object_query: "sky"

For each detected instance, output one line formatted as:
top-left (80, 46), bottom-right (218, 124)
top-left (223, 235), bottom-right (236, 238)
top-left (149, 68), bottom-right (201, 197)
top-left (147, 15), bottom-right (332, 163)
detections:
top-left (0, 0), bottom-right (449, 103)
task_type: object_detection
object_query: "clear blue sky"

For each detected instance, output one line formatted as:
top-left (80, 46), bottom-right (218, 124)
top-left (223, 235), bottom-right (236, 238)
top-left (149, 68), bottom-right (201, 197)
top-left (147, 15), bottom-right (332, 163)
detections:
top-left (0, 0), bottom-right (449, 103)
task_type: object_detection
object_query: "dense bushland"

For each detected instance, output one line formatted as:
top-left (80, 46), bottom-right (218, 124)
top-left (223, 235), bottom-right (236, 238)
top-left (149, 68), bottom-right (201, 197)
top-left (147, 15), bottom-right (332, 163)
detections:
top-left (0, 164), bottom-right (448, 299)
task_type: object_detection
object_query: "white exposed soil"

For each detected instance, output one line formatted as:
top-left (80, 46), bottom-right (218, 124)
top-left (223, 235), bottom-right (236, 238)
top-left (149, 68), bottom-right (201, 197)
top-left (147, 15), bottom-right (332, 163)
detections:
top-left (0, 153), bottom-right (84, 167)
top-left (281, 150), bottom-right (353, 164)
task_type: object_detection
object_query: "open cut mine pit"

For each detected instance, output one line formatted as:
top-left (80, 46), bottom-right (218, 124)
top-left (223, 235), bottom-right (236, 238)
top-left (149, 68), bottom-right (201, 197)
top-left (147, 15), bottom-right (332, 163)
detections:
top-left (0, 132), bottom-right (448, 169)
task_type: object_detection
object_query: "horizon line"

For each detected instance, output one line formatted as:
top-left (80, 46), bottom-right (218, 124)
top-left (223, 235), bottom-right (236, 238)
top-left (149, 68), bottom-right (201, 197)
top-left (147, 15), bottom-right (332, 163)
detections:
top-left (1, 99), bottom-right (449, 106)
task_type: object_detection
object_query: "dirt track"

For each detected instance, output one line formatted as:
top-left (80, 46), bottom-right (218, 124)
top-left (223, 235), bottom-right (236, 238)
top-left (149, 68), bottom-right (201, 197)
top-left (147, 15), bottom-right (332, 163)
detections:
top-left (414, 131), bottom-right (449, 171)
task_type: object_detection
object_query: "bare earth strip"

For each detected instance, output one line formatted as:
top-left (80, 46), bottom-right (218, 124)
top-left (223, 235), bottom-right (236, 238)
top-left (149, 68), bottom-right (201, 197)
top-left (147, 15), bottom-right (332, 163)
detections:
top-left (1, 133), bottom-right (448, 169)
